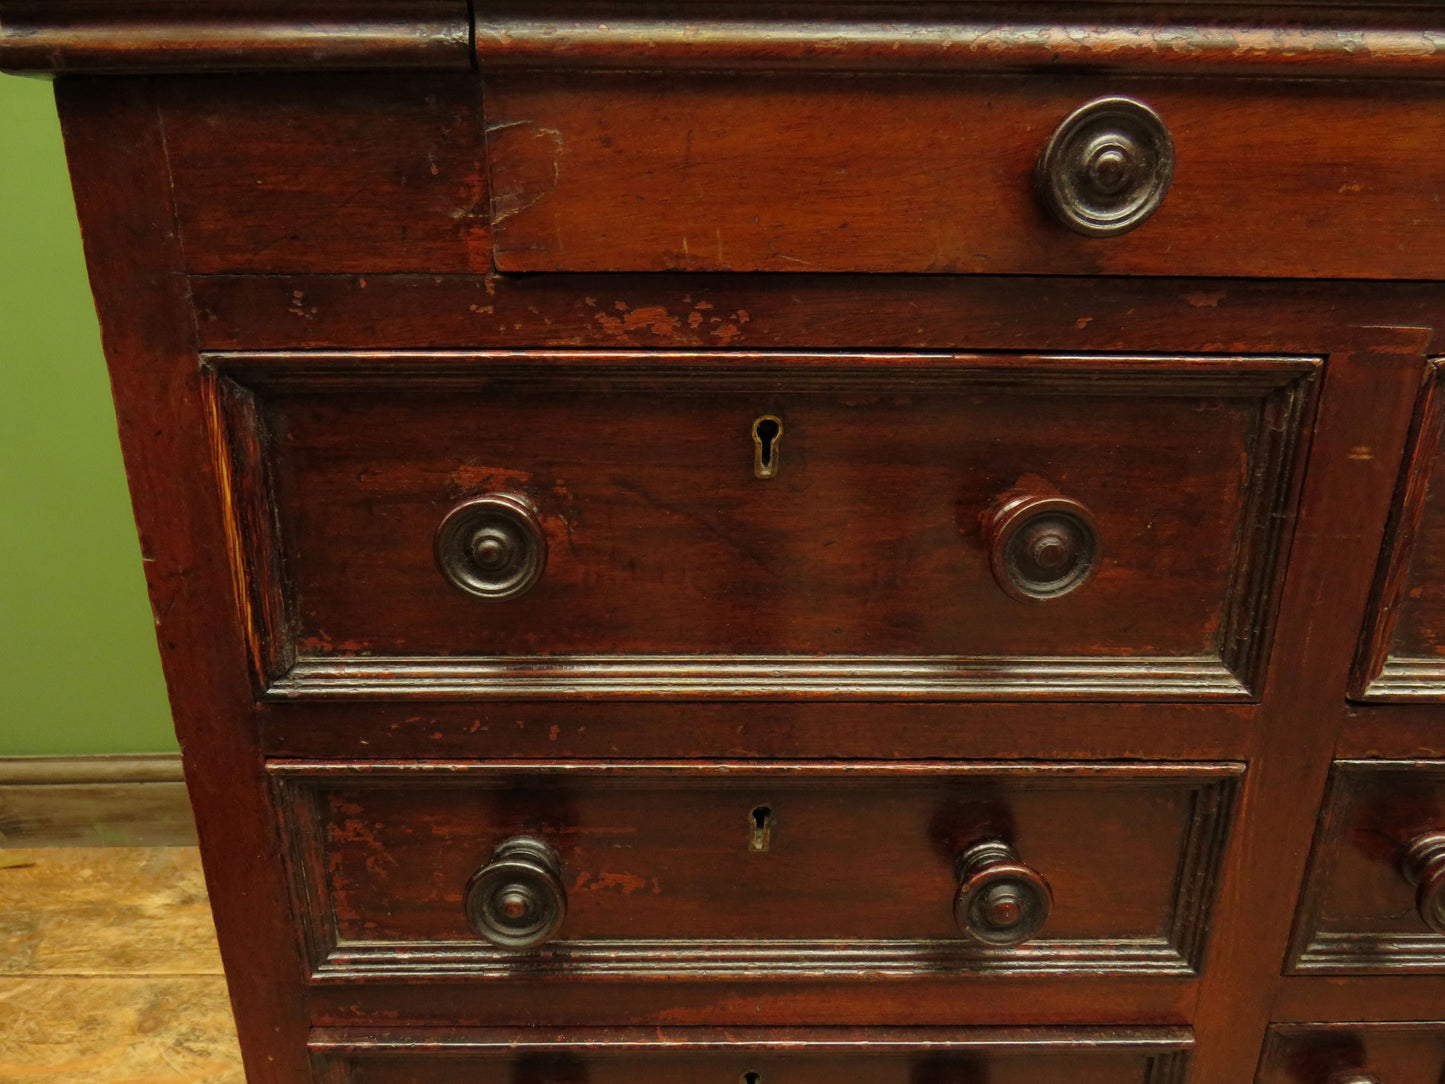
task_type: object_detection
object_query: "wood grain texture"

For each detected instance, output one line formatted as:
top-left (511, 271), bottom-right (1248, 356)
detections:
top-left (1289, 761), bottom-right (1445, 974)
top-left (211, 351), bottom-right (1313, 699)
top-left (0, 977), bottom-right (242, 1083)
top-left (0, 848), bottom-right (221, 977)
top-left (1352, 359), bottom-right (1445, 700)
top-left (484, 73), bottom-right (1445, 280)
top-left (57, 77), bottom-right (310, 1084)
top-left (310, 1026), bottom-right (1192, 1084)
top-left (1257, 1023), bottom-right (1445, 1084)
top-left (473, 3), bottom-right (1445, 77)
top-left (269, 760), bottom-right (1239, 984)
top-left (159, 74), bottom-right (490, 274)
top-left (0, 0), bottom-right (470, 73)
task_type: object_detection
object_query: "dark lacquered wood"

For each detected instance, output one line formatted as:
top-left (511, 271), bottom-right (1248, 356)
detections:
top-left (1352, 360), bottom-right (1445, 700)
top-left (158, 74), bottom-right (490, 275)
top-left (55, 78), bottom-right (311, 1082)
top-left (470, 4), bottom-right (1445, 77)
top-left (1258, 1023), bottom-right (1445, 1084)
top-left (270, 761), bottom-right (1239, 986)
top-left (210, 351), bottom-right (1313, 699)
top-left (35, 16), bottom-right (1445, 1084)
top-left (0, 0), bottom-right (471, 72)
top-left (484, 74), bottom-right (1445, 280)
top-left (1289, 761), bottom-right (1445, 974)
top-left (309, 1026), bottom-right (1193, 1084)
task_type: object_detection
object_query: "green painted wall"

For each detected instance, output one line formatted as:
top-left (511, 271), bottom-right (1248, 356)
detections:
top-left (0, 75), bottom-right (176, 754)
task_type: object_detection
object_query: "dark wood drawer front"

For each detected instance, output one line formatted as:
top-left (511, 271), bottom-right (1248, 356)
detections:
top-left (1291, 762), bottom-right (1445, 973)
top-left (1258, 1024), bottom-right (1445, 1084)
top-left (215, 352), bottom-right (1315, 701)
top-left (271, 760), bottom-right (1239, 982)
top-left (1354, 359), bottom-right (1445, 700)
top-left (485, 73), bottom-right (1445, 281)
top-left (310, 1027), bottom-right (1192, 1084)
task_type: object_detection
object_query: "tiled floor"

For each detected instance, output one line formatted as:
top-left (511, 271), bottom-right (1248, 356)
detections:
top-left (0, 848), bottom-right (243, 1082)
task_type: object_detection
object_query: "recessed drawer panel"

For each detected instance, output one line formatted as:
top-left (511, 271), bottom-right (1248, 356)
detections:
top-left (1354, 359), bottom-right (1445, 701)
top-left (1258, 1023), bottom-right (1445, 1084)
top-left (1290, 761), bottom-right (1445, 973)
top-left (309, 1027), bottom-right (1193, 1084)
top-left (271, 760), bottom-right (1240, 983)
top-left (214, 351), bottom-right (1316, 700)
top-left (485, 73), bottom-right (1445, 281)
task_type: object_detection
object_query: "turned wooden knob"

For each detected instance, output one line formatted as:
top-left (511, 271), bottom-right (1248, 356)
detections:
top-left (953, 839), bottom-right (1053, 946)
top-left (1036, 96), bottom-right (1174, 237)
top-left (435, 492), bottom-right (546, 600)
top-left (1403, 831), bottom-right (1445, 935)
top-left (465, 837), bottom-right (567, 949)
top-left (1327, 1073), bottom-right (1382, 1084)
top-left (985, 493), bottom-right (1099, 601)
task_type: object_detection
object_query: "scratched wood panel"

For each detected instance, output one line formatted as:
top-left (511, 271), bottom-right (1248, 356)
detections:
top-left (484, 72), bottom-right (1445, 279)
top-left (0, 848), bottom-right (223, 977)
top-left (159, 73), bottom-right (490, 274)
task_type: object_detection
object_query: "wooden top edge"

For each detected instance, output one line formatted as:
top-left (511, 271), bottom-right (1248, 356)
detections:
top-left (473, 3), bottom-right (1445, 76)
top-left (0, 0), bottom-right (473, 74)
top-left (4, 2), bottom-right (1445, 74)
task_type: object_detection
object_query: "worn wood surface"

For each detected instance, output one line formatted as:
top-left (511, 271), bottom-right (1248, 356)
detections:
top-left (270, 761), bottom-right (1238, 984)
top-left (485, 73), bottom-right (1445, 280)
top-left (0, 846), bottom-right (241, 1084)
top-left (0, 0), bottom-right (471, 73)
top-left (0, 755), bottom-right (194, 847)
top-left (309, 1026), bottom-right (1193, 1084)
top-left (58, 77), bottom-right (311, 1084)
top-left (42, 35), bottom-right (1445, 1084)
top-left (214, 352), bottom-right (1311, 698)
top-left (1257, 1023), bottom-right (1445, 1084)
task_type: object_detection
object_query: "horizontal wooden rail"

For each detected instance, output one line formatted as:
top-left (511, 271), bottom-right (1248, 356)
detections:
top-left (5, 2), bottom-right (1445, 76)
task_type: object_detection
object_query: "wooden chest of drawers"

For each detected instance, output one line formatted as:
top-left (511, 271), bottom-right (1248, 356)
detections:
top-left (8, 3), bottom-right (1445, 1081)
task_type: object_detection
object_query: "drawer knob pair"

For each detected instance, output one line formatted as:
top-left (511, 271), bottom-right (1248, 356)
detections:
top-left (1037, 97), bottom-right (1174, 237)
top-left (465, 834), bottom-right (1051, 950)
top-left (1404, 831), bottom-right (1445, 935)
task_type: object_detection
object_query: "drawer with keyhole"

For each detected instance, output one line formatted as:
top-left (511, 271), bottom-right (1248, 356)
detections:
top-left (270, 759), bottom-right (1240, 985)
top-left (211, 350), bottom-right (1316, 702)
top-left (308, 1026), bottom-right (1193, 1083)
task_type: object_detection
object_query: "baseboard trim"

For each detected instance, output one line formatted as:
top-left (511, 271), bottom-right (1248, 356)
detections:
top-left (0, 753), bottom-right (196, 847)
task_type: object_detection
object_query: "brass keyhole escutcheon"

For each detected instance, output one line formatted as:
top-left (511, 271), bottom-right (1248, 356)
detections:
top-left (742, 1073), bottom-right (763, 1084)
top-left (749, 805), bottom-right (774, 851)
top-left (752, 415), bottom-right (783, 478)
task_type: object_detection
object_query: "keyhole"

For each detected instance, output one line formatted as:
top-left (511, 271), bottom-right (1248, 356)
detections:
top-left (752, 415), bottom-right (782, 479)
top-left (742, 1073), bottom-right (762, 1084)
top-left (749, 805), bottom-right (774, 851)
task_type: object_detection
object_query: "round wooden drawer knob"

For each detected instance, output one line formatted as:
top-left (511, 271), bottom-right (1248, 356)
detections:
top-left (953, 839), bottom-right (1053, 946)
top-left (1328, 1074), bottom-right (1382, 1084)
top-left (985, 494), bottom-right (1099, 601)
top-left (465, 837), bottom-right (567, 949)
top-left (1036, 96), bottom-right (1174, 237)
top-left (1403, 831), bottom-right (1445, 935)
top-left (435, 492), bottom-right (546, 600)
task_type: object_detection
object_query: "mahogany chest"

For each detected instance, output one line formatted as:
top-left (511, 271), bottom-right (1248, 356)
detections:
top-left (7, 3), bottom-right (1445, 1081)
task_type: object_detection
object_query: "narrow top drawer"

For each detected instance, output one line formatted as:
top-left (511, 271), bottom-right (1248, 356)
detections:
top-left (485, 73), bottom-right (1445, 281)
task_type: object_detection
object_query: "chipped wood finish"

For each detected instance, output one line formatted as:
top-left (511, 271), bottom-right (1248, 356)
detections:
top-left (309, 1026), bottom-right (1194, 1084)
top-left (483, 74), bottom-right (1445, 279)
top-left (269, 761), bottom-right (1239, 991)
top-left (24, 7), bottom-right (1445, 1082)
top-left (209, 351), bottom-right (1314, 700)
top-left (0, 0), bottom-right (471, 73)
